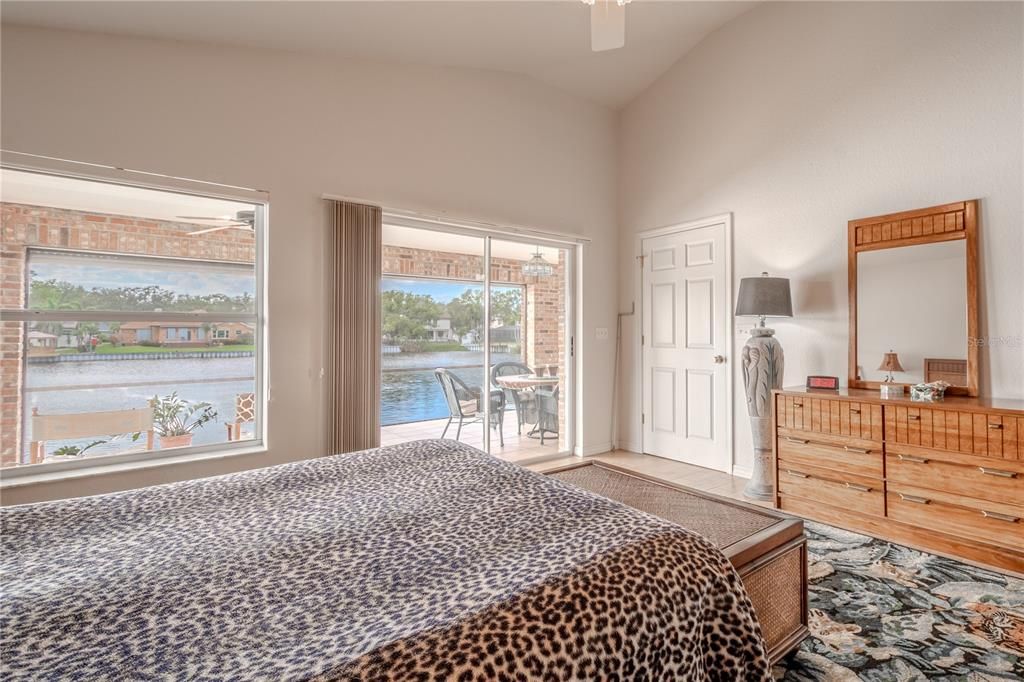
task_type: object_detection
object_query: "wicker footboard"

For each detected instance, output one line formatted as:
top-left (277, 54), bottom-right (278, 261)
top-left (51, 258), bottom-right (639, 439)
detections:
top-left (736, 536), bottom-right (809, 663)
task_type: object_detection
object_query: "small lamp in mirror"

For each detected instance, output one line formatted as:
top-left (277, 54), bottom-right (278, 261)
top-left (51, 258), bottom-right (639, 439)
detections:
top-left (877, 350), bottom-right (904, 397)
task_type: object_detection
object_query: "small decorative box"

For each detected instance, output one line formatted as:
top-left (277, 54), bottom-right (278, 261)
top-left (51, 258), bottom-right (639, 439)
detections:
top-left (911, 381), bottom-right (951, 402)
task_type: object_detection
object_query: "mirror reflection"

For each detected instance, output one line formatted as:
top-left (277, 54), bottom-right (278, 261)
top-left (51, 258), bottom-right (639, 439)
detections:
top-left (856, 240), bottom-right (967, 385)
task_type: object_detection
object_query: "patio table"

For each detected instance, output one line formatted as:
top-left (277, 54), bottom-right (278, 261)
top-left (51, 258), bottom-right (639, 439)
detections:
top-left (494, 374), bottom-right (559, 441)
top-left (493, 374), bottom-right (559, 391)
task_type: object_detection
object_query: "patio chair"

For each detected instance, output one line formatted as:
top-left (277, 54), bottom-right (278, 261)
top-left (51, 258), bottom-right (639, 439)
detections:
top-left (490, 361), bottom-right (537, 435)
top-left (434, 368), bottom-right (505, 446)
top-left (534, 385), bottom-right (559, 446)
top-left (225, 392), bottom-right (256, 441)
top-left (28, 406), bottom-right (154, 464)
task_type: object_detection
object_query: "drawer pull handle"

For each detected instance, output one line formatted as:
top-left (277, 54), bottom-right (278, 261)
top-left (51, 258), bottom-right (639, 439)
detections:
top-left (850, 408), bottom-right (861, 414)
top-left (979, 467), bottom-right (1018, 479)
top-left (988, 423), bottom-right (1004, 430)
top-left (982, 510), bottom-right (1019, 523)
top-left (908, 414), bottom-right (920, 421)
top-left (844, 482), bottom-right (872, 492)
top-left (844, 446), bottom-right (871, 454)
top-left (794, 403), bottom-right (804, 408)
top-left (899, 493), bottom-right (930, 504)
top-left (897, 454), bottom-right (929, 464)
top-left (785, 470), bottom-right (809, 479)
top-left (785, 437), bottom-right (810, 445)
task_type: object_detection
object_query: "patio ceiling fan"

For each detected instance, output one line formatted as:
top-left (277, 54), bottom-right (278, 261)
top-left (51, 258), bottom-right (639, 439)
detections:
top-left (177, 210), bottom-right (255, 235)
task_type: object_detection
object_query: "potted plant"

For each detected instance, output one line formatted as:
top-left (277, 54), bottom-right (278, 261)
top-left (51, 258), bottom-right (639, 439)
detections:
top-left (151, 392), bottom-right (217, 449)
top-left (50, 440), bottom-right (106, 459)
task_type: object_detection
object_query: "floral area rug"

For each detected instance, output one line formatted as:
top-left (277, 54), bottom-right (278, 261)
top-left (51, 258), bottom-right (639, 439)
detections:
top-left (774, 522), bottom-right (1024, 680)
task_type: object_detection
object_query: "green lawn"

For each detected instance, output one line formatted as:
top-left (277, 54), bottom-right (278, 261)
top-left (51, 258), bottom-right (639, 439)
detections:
top-left (58, 343), bottom-right (255, 355)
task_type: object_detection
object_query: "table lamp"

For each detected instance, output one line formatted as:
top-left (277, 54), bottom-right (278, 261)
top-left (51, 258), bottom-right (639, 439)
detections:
top-left (878, 350), bottom-right (904, 397)
top-left (736, 272), bottom-right (793, 501)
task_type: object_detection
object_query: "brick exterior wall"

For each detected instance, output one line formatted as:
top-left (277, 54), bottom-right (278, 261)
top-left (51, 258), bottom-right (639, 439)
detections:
top-left (0, 203), bottom-right (255, 465)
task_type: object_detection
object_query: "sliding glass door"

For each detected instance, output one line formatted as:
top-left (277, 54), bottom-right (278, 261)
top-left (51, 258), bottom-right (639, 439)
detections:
top-left (379, 219), bottom-right (574, 462)
top-left (486, 237), bottom-right (572, 458)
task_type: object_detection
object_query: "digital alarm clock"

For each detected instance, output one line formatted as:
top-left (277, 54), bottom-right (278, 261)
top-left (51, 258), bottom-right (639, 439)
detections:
top-left (806, 375), bottom-right (840, 390)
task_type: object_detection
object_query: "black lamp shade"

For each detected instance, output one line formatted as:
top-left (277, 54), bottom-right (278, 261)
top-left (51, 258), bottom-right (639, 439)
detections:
top-left (735, 273), bottom-right (793, 318)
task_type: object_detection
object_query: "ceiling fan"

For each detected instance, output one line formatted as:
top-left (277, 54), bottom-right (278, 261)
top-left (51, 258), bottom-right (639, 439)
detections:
top-left (582, 0), bottom-right (631, 52)
top-left (177, 209), bottom-right (256, 235)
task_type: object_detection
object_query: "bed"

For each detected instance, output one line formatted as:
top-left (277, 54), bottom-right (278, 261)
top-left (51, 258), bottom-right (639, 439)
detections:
top-left (1, 440), bottom-right (770, 680)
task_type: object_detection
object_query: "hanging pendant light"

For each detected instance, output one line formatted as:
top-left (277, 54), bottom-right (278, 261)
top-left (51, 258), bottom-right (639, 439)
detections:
top-left (522, 246), bottom-right (554, 277)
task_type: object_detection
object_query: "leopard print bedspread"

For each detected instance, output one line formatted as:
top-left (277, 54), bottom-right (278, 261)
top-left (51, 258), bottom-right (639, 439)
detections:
top-left (1, 440), bottom-right (769, 680)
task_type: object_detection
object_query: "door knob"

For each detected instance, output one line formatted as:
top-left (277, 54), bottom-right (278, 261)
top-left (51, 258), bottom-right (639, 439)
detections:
top-left (713, 355), bottom-right (726, 364)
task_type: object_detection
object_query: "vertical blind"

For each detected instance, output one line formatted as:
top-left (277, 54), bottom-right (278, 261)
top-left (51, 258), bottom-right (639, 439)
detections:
top-left (327, 200), bottom-right (382, 454)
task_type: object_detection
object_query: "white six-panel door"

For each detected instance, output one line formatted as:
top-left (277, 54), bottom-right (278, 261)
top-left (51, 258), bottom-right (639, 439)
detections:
top-left (641, 222), bottom-right (729, 471)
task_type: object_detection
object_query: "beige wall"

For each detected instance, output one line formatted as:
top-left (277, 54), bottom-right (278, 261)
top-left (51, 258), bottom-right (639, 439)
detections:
top-left (0, 25), bottom-right (619, 502)
top-left (617, 3), bottom-right (1024, 471)
top-left (4, 3), bottom-right (1021, 499)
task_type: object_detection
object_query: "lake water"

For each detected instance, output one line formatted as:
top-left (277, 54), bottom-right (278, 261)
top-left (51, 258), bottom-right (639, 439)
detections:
top-left (25, 356), bottom-right (256, 457)
top-left (381, 350), bottom-right (519, 425)
top-left (23, 350), bottom-right (522, 457)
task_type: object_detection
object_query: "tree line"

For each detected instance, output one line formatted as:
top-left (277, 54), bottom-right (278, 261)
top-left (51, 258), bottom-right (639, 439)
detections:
top-left (382, 288), bottom-right (521, 341)
top-left (29, 278), bottom-right (255, 313)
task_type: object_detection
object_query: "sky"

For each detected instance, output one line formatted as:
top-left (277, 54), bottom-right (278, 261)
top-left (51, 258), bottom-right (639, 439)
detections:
top-left (30, 255), bottom-right (255, 299)
top-left (32, 260), bottom-right (511, 305)
top-left (382, 277), bottom-right (518, 303)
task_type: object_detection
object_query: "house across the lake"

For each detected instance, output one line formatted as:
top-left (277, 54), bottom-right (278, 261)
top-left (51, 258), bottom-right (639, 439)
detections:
top-left (118, 321), bottom-right (253, 346)
top-left (211, 322), bottom-right (254, 342)
top-left (119, 321), bottom-right (207, 346)
top-left (426, 314), bottom-right (453, 342)
top-left (26, 330), bottom-right (57, 357)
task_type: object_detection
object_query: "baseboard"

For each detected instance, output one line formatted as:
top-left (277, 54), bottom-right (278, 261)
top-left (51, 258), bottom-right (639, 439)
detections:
top-left (616, 440), bottom-right (642, 454)
top-left (732, 464), bottom-right (753, 479)
top-left (579, 441), bottom-right (613, 457)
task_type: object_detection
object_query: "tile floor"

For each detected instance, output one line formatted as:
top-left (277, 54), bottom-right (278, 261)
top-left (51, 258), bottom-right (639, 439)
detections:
top-left (382, 421), bottom-right (766, 505)
top-left (527, 450), bottom-right (772, 508)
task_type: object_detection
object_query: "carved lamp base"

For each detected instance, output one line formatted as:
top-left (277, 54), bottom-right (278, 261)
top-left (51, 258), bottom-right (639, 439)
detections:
top-left (741, 328), bottom-right (784, 501)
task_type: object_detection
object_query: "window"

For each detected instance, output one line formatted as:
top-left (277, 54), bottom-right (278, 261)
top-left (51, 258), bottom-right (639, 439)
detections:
top-left (0, 164), bottom-right (266, 474)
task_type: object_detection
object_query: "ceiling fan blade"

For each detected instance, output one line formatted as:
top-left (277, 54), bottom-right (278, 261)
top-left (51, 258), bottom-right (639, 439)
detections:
top-left (591, 0), bottom-right (625, 52)
top-left (188, 224), bottom-right (250, 236)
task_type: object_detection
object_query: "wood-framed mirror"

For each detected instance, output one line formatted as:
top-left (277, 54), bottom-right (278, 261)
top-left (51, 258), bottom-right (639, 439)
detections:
top-left (848, 200), bottom-right (979, 397)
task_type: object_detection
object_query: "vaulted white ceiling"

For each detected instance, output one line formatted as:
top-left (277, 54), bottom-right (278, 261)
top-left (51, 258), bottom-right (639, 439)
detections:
top-left (1, 1), bottom-right (754, 109)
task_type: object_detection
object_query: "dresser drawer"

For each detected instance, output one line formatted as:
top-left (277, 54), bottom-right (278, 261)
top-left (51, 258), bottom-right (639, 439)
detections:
top-left (778, 463), bottom-right (884, 517)
top-left (886, 444), bottom-right (1023, 508)
top-left (887, 485), bottom-right (1024, 549)
top-left (884, 406), bottom-right (1024, 460)
top-left (776, 395), bottom-right (883, 442)
top-left (777, 429), bottom-right (882, 479)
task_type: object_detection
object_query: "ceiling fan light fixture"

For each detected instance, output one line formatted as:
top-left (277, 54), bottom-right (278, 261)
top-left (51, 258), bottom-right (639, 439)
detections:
top-left (178, 209), bottom-right (257, 235)
top-left (585, 0), bottom-right (629, 52)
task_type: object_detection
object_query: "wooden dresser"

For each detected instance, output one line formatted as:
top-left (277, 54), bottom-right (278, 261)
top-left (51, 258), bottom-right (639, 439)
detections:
top-left (772, 386), bottom-right (1024, 574)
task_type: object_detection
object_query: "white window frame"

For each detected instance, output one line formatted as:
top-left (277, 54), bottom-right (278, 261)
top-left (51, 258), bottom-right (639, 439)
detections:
top-left (0, 151), bottom-right (269, 482)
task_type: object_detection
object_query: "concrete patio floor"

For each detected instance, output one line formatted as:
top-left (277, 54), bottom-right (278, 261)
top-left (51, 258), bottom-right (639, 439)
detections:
top-left (381, 415), bottom-right (565, 463)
